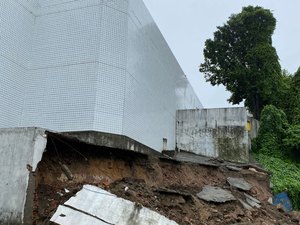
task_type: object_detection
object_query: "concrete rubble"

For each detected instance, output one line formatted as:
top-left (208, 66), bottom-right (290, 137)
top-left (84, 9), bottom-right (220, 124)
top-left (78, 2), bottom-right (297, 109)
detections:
top-left (50, 185), bottom-right (178, 225)
top-left (197, 185), bottom-right (236, 203)
top-left (238, 194), bottom-right (262, 210)
top-left (244, 193), bottom-right (261, 208)
top-left (227, 177), bottom-right (252, 191)
top-left (238, 199), bottom-right (253, 210)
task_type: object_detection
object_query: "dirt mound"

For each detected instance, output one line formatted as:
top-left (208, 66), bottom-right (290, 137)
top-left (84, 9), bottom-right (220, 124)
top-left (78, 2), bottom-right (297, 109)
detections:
top-left (32, 138), bottom-right (300, 225)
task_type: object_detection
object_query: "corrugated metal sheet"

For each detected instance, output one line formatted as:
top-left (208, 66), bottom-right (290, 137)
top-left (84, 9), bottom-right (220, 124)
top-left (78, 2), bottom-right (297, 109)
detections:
top-left (51, 185), bottom-right (178, 225)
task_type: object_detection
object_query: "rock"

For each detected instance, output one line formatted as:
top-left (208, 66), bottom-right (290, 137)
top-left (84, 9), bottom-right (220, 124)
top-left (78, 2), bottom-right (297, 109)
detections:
top-left (246, 197), bottom-right (261, 208)
top-left (243, 193), bottom-right (261, 208)
top-left (276, 203), bottom-right (284, 212)
top-left (244, 193), bottom-right (260, 203)
top-left (60, 163), bottom-right (73, 180)
top-left (227, 177), bottom-right (252, 191)
top-left (290, 211), bottom-right (300, 222)
top-left (267, 197), bottom-right (273, 204)
top-left (248, 167), bottom-right (257, 173)
top-left (197, 185), bottom-right (236, 203)
top-left (238, 198), bottom-right (253, 210)
top-left (162, 195), bottom-right (186, 206)
top-left (226, 165), bottom-right (242, 172)
top-left (245, 210), bottom-right (253, 220)
top-left (250, 186), bottom-right (258, 195)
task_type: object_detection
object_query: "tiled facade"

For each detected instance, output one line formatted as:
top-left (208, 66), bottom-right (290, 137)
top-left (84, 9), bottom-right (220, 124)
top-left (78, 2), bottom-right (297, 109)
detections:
top-left (0, 0), bottom-right (202, 151)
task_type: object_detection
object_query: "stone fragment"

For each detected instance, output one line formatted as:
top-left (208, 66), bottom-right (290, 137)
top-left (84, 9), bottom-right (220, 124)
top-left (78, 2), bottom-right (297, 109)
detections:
top-left (268, 197), bottom-right (273, 204)
top-left (60, 163), bottom-right (73, 180)
top-left (276, 203), bottom-right (284, 212)
top-left (246, 197), bottom-right (261, 208)
top-left (197, 185), bottom-right (236, 203)
top-left (227, 177), bottom-right (252, 191)
top-left (244, 193), bottom-right (260, 204)
top-left (238, 198), bottom-right (253, 210)
top-left (226, 165), bottom-right (242, 172)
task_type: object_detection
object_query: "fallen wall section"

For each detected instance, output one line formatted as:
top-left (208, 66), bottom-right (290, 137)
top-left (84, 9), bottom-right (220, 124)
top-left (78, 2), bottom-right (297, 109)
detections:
top-left (51, 185), bottom-right (178, 225)
top-left (0, 127), bottom-right (47, 225)
top-left (176, 108), bottom-right (249, 163)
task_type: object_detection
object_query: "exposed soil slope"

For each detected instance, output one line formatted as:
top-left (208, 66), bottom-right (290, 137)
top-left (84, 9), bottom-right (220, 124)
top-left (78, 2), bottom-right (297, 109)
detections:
top-left (33, 137), bottom-right (300, 225)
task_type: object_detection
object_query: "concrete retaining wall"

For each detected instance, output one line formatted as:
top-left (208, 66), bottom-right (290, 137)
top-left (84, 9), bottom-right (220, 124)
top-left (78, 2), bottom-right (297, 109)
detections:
top-left (176, 108), bottom-right (249, 163)
top-left (0, 127), bottom-right (47, 225)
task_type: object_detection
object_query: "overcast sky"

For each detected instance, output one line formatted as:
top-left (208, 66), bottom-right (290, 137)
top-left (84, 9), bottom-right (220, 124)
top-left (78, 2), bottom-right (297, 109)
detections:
top-left (143, 0), bottom-right (300, 108)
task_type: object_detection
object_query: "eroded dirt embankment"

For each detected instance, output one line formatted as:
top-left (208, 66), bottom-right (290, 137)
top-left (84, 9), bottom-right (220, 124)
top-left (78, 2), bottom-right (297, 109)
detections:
top-left (33, 136), bottom-right (300, 225)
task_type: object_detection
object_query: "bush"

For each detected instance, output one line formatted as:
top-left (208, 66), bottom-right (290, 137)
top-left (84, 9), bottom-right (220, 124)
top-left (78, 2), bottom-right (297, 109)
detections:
top-left (256, 153), bottom-right (300, 210)
top-left (283, 125), bottom-right (300, 152)
top-left (256, 105), bottom-right (288, 156)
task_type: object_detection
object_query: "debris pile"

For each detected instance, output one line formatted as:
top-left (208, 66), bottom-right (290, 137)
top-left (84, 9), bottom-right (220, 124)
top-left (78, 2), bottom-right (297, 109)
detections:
top-left (32, 138), bottom-right (300, 225)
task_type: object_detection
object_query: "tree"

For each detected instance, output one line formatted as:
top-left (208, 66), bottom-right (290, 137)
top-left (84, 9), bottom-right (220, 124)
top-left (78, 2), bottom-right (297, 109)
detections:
top-left (255, 105), bottom-right (288, 156)
top-left (199, 6), bottom-right (282, 119)
top-left (288, 68), bottom-right (300, 124)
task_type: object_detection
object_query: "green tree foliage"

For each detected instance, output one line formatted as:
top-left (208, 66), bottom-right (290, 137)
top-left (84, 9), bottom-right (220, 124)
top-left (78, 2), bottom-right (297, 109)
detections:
top-left (254, 104), bottom-right (300, 208)
top-left (254, 105), bottom-right (300, 209)
top-left (287, 68), bottom-right (300, 124)
top-left (255, 105), bottom-right (288, 156)
top-left (275, 70), bottom-right (292, 117)
top-left (283, 125), bottom-right (300, 153)
top-left (199, 6), bottom-right (282, 119)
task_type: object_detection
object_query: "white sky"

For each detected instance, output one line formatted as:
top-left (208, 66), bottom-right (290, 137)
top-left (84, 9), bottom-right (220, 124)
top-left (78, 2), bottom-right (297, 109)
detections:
top-left (143, 0), bottom-right (300, 108)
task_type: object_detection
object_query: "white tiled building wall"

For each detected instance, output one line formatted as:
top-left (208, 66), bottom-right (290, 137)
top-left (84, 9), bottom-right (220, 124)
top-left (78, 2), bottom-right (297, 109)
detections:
top-left (0, 0), bottom-right (202, 152)
top-left (0, 1), bottom-right (35, 128)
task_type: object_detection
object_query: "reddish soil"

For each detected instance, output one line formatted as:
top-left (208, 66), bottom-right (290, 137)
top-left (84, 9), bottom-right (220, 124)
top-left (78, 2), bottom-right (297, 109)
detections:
top-left (32, 137), bottom-right (300, 225)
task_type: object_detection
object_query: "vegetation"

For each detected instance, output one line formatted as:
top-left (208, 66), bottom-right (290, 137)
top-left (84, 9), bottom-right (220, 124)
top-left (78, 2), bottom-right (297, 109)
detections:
top-left (256, 154), bottom-right (300, 210)
top-left (283, 125), bottom-right (300, 154)
top-left (283, 68), bottom-right (300, 124)
top-left (255, 105), bottom-right (288, 156)
top-left (252, 105), bottom-right (300, 210)
top-left (199, 6), bottom-right (282, 119)
top-left (200, 6), bottom-right (300, 209)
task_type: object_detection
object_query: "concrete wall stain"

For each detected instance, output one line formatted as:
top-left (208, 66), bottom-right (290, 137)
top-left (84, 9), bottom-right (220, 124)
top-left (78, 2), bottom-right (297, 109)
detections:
top-left (176, 108), bottom-right (249, 163)
top-left (216, 126), bottom-right (248, 163)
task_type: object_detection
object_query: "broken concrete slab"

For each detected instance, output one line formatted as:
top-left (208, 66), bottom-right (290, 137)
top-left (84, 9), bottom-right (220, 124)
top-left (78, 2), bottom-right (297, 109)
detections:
top-left (51, 185), bottom-right (178, 225)
top-left (246, 197), bottom-right (261, 208)
top-left (238, 199), bottom-right (253, 210)
top-left (227, 177), bottom-right (252, 191)
top-left (197, 185), bottom-right (236, 203)
top-left (51, 205), bottom-right (110, 225)
top-left (244, 193), bottom-right (260, 204)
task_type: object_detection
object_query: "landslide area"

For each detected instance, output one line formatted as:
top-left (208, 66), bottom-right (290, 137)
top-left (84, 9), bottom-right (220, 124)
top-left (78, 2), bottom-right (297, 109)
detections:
top-left (32, 136), bottom-right (300, 225)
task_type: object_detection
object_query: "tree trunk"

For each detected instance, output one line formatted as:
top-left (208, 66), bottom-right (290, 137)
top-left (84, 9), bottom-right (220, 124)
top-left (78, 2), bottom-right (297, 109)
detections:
top-left (253, 94), bottom-right (260, 120)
